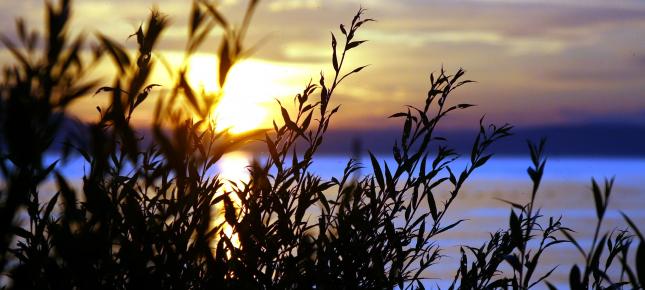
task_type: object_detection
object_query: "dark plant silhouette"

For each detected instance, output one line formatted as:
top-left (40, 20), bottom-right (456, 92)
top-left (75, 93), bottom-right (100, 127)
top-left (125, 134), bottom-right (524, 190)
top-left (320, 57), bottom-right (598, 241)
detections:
top-left (558, 177), bottom-right (644, 290)
top-left (0, 0), bottom-right (100, 282)
top-left (448, 140), bottom-right (568, 290)
top-left (0, 0), bottom-right (643, 289)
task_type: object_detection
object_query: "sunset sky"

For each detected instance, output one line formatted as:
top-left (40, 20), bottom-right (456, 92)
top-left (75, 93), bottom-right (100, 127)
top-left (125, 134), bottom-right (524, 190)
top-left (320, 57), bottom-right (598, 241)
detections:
top-left (2, 0), bottom-right (645, 133)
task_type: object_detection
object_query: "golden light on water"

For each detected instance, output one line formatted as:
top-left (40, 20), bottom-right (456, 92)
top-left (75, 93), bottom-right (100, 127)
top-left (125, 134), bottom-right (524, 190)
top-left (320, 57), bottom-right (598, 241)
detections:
top-left (183, 53), bottom-right (316, 134)
top-left (215, 151), bottom-right (251, 194)
top-left (213, 151), bottom-right (252, 249)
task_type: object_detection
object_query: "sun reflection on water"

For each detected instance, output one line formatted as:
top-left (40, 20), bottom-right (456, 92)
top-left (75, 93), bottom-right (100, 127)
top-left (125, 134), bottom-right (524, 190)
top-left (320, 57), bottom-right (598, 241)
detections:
top-left (216, 151), bottom-right (251, 193)
top-left (213, 151), bottom-right (252, 249)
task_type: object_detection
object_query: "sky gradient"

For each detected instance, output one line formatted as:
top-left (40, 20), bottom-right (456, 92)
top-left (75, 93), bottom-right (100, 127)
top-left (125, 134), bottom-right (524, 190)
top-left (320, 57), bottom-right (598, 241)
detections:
top-left (2, 0), bottom-right (645, 133)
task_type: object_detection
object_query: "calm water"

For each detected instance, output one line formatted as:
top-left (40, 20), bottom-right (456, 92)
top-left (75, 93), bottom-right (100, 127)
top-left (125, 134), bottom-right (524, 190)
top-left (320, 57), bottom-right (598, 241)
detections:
top-left (45, 153), bottom-right (644, 288)
top-left (310, 155), bottom-right (645, 288)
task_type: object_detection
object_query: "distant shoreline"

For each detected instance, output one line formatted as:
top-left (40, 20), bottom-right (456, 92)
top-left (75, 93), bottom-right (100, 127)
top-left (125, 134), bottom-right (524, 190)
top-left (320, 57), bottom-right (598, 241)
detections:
top-left (30, 115), bottom-right (645, 156)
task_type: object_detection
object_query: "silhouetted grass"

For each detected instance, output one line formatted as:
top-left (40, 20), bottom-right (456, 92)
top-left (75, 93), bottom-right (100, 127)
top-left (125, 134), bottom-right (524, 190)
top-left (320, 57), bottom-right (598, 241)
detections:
top-left (0, 0), bottom-right (643, 289)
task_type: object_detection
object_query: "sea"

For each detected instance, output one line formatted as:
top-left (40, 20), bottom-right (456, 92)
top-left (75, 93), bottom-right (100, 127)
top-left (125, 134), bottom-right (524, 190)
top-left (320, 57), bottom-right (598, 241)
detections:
top-left (41, 153), bottom-right (645, 288)
top-left (309, 154), bottom-right (645, 288)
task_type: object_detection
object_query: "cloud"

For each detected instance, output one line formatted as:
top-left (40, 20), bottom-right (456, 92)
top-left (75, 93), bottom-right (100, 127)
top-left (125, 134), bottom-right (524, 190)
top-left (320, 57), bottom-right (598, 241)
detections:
top-left (2, 0), bottom-right (645, 130)
top-left (268, 0), bottom-right (321, 12)
top-left (363, 29), bottom-right (567, 55)
top-left (367, 1), bottom-right (645, 44)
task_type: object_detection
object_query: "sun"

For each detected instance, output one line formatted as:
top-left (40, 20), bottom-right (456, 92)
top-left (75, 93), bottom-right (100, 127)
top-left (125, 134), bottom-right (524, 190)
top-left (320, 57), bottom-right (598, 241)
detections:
top-left (184, 54), bottom-right (314, 134)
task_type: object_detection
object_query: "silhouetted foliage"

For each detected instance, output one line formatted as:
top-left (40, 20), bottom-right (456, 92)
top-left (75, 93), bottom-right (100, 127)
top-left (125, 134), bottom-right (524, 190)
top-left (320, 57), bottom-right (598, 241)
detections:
top-left (1, 0), bottom-right (643, 289)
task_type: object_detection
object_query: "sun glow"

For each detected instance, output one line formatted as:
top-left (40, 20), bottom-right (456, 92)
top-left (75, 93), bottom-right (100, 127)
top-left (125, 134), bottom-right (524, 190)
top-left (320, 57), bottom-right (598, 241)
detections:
top-left (180, 53), bottom-right (315, 250)
top-left (184, 54), bottom-right (314, 134)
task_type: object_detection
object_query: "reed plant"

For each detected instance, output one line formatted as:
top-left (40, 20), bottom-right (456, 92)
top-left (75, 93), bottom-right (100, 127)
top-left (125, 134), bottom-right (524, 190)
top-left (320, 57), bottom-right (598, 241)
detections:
top-left (0, 0), bottom-right (642, 289)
